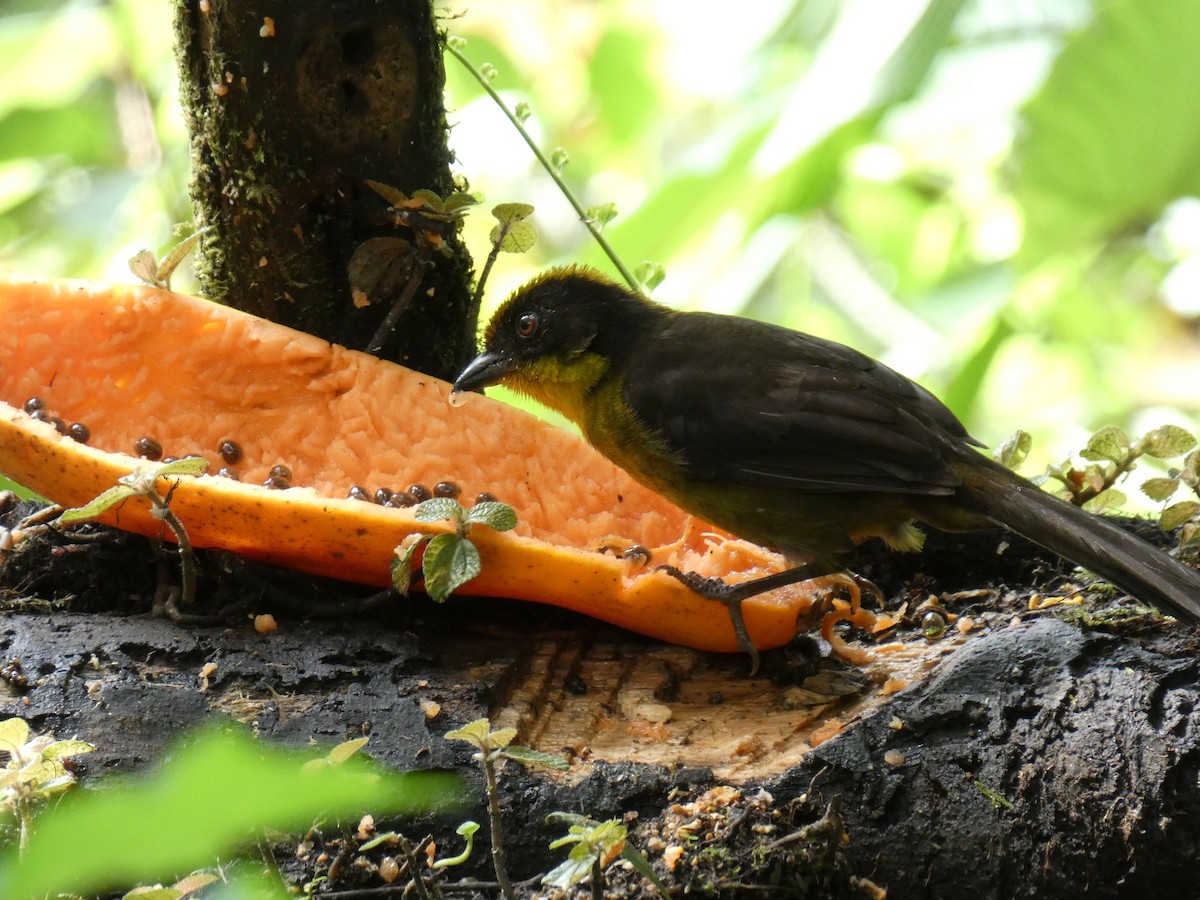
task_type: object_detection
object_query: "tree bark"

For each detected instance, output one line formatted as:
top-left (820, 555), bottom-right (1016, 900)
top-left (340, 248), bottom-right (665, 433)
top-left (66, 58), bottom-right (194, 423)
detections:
top-left (173, 0), bottom-right (474, 379)
top-left (2, 573), bottom-right (1198, 898)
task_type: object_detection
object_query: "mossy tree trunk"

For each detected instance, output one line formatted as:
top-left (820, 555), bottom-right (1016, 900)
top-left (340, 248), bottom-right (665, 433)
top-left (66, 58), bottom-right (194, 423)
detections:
top-left (172, 0), bottom-right (473, 380)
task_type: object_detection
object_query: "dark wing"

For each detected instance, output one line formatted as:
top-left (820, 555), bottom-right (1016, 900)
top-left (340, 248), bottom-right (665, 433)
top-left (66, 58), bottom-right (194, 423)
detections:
top-left (622, 313), bottom-right (978, 495)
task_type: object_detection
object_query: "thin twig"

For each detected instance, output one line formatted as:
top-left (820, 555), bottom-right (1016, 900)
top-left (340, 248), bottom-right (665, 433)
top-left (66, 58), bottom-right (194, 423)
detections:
top-left (366, 253), bottom-right (430, 355)
top-left (481, 750), bottom-right (517, 900)
top-left (445, 42), bottom-right (641, 292)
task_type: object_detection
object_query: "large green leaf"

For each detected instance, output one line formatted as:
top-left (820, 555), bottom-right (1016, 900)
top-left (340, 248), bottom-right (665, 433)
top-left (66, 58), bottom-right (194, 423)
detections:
top-left (0, 726), bottom-right (460, 899)
top-left (1014, 0), bottom-right (1200, 266)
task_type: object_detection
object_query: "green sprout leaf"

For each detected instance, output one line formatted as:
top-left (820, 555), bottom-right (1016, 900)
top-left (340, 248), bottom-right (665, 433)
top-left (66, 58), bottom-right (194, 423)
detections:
top-left (1141, 477), bottom-right (1182, 503)
top-left (128, 250), bottom-right (160, 285)
top-left (327, 737), bottom-right (370, 765)
top-left (1080, 425), bottom-right (1131, 463)
top-left (1141, 425), bottom-right (1197, 459)
top-left (464, 500), bottom-right (518, 531)
top-left (391, 534), bottom-right (430, 596)
top-left (56, 484), bottom-right (142, 523)
top-left (543, 816), bottom-right (627, 889)
top-left (585, 202), bottom-right (618, 229)
top-left (422, 533), bottom-right (481, 602)
top-left (395, 500), bottom-right (518, 602)
top-left (445, 718), bottom-right (518, 752)
top-left (994, 430), bottom-right (1032, 471)
top-left (127, 228), bottom-right (211, 290)
top-left (0, 717), bottom-right (30, 753)
top-left (410, 188), bottom-right (445, 208)
top-left (514, 101), bottom-right (532, 123)
top-left (502, 745), bottom-right (570, 771)
top-left (1082, 488), bottom-right (1126, 514)
top-left (154, 456), bottom-right (210, 478)
top-left (57, 457), bottom-right (208, 524)
top-left (413, 497), bottom-right (466, 526)
top-left (634, 261), bottom-right (666, 293)
top-left (492, 202), bottom-right (534, 224)
top-left (491, 220), bottom-right (538, 254)
top-left (365, 180), bottom-right (411, 208)
top-left (442, 191), bottom-right (481, 215)
top-left (154, 227), bottom-right (211, 288)
top-left (550, 147), bottom-right (570, 171)
top-left (1162, 501), bottom-right (1200, 531)
top-left (432, 820), bottom-right (479, 869)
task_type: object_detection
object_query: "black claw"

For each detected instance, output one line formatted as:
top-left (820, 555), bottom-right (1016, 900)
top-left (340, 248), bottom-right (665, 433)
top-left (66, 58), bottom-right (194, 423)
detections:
top-left (658, 564), bottom-right (760, 675)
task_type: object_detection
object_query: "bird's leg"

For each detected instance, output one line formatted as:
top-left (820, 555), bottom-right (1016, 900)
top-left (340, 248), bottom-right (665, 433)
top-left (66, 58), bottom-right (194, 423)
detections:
top-left (656, 561), bottom-right (839, 676)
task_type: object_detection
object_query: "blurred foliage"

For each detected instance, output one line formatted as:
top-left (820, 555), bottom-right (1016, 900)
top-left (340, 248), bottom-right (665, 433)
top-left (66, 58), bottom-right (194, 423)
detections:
top-left (0, 0), bottom-right (192, 287)
top-left (1, 0), bottom-right (1199, 492)
top-left (0, 724), bottom-right (459, 899)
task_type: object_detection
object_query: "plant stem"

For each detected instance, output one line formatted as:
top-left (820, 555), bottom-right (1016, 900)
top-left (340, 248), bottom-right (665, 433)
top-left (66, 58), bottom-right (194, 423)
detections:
top-left (464, 240), bottom-right (503, 363)
top-left (366, 251), bottom-right (430, 355)
top-left (446, 43), bottom-right (641, 293)
top-left (481, 751), bottom-right (516, 900)
top-left (148, 494), bottom-right (196, 606)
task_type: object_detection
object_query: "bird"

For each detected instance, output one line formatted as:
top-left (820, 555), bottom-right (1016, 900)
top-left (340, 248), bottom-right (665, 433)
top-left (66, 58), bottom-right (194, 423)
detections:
top-left (453, 266), bottom-right (1200, 669)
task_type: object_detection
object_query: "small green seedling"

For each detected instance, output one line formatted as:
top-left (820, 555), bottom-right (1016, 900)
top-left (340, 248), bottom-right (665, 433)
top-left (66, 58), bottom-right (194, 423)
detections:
top-left (392, 498), bottom-right (517, 603)
top-left (544, 814), bottom-right (627, 891)
top-left (128, 226), bottom-right (212, 290)
top-left (57, 456), bottom-right (208, 608)
top-left (1039, 424), bottom-right (1195, 510)
top-left (1008, 424), bottom-right (1200, 548)
top-left (431, 820), bottom-right (479, 869)
top-left (445, 718), bottom-right (569, 900)
top-left (299, 737), bottom-right (370, 775)
top-left (545, 812), bottom-right (666, 895)
top-left (462, 202), bottom-right (541, 352)
top-left (119, 871), bottom-right (219, 900)
top-left (0, 717), bottom-right (94, 855)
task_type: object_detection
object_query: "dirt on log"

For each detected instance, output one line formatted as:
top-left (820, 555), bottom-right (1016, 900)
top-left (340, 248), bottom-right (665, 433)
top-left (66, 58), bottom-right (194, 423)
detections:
top-left (1, 517), bottom-right (1198, 898)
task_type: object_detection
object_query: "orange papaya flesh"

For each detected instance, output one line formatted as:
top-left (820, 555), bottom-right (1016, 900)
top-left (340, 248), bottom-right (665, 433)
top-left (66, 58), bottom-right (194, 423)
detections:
top-left (0, 274), bottom-right (830, 653)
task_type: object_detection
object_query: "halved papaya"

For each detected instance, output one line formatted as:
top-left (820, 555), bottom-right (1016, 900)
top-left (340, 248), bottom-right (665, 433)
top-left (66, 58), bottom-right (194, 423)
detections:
top-left (0, 274), bottom-right (825, 653)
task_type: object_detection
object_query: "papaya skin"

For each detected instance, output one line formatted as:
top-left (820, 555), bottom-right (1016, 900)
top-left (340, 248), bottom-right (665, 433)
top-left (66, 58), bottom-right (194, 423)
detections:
top-left (0, 275), bottom-right (825, 653)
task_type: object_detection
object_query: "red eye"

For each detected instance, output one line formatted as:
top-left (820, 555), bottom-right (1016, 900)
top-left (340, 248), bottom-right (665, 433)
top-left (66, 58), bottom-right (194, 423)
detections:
top-left (516, 312), bottom-right (539, 338)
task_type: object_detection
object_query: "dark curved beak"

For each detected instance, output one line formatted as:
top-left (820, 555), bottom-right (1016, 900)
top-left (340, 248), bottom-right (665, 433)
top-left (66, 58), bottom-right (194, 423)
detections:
top-left (453, 349), bottom-right (515, 394)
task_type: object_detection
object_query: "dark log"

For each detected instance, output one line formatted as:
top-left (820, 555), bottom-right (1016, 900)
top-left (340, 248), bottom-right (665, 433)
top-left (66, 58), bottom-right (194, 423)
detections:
top-left (2, 519), bottom-right (1197, 897)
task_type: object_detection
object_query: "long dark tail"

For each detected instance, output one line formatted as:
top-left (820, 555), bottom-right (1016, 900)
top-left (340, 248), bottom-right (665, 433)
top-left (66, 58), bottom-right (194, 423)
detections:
top-left (962, 458), bottom-right (1200, 621)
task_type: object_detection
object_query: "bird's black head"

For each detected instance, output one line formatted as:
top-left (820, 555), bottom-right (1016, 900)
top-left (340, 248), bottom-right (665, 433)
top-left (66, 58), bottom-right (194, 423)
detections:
top-left (453, 266), bottom-right (660, 395)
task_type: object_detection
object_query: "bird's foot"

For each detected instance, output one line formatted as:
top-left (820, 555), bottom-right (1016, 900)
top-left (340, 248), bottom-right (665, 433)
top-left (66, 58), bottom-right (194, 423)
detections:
top-left (657, 564), bottom-right (761, 675)
top-left (657, 561), bottom-right (842, 676)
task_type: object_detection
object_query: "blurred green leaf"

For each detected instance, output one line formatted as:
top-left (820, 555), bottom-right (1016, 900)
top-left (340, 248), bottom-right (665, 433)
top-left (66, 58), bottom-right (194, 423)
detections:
top-left (1014, 0), bottom-right (1200, 265)
top-left (1, 725), bottom-right (459, 899)
top-left (0, 85), bottom-right (121, 164)
top-left (872, 0), bottom-right (968, 106)
top-left (589, 26), bottom-right (659, 145)
top-left (1140, 424), bottom-right (1196, 459)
